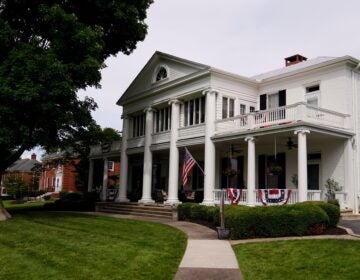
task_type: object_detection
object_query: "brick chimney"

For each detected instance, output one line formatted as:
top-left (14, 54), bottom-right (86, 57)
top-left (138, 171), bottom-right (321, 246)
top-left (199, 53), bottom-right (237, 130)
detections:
top-left (31, 153), bottom-right (37, 160)
top-left (285, 54), bottom-right (307, 67)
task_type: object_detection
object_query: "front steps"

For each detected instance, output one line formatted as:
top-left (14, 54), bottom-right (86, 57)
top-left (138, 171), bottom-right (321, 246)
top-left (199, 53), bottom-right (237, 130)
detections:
top-left (96, 202), bottom-right (176, 220)
top-left (341, 209), bottom-right (360, 220)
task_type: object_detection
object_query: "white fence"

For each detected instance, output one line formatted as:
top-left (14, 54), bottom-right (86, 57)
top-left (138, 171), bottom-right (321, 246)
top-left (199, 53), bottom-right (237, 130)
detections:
top-left (213, 189), bottom-right (345, 207)
top-left (215, 102), bottom-right (349, 134)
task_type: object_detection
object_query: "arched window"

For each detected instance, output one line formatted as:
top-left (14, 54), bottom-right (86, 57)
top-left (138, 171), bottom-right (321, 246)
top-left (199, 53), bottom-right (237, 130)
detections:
top-left (155, 67), bottom-right (168, 82)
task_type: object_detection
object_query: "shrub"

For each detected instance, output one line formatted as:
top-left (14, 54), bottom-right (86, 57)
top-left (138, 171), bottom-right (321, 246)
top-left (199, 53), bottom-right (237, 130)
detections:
top-left (225, 204), bottom-right (329, 239)
top-left (177, 203), bottom-right (219, 225)
top-left (44, 191), bottom-right (97, 211)
top-left (301, 201), bottom-right (340, 227)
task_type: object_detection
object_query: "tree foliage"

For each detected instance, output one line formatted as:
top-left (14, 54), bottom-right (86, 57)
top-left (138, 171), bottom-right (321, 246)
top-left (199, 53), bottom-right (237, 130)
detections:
top-left (0, 0), bottom-right (153, 176)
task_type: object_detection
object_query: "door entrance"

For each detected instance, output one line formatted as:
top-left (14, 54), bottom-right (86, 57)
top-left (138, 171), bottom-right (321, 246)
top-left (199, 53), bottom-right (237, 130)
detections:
top-left (307, 164), bottom-right (319, 190)
top-left (130, 165), bottom-right (143, 202)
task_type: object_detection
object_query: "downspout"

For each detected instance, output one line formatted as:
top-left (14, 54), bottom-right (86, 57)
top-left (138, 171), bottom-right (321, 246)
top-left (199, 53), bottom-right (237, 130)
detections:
top-left (352, 62), bottom-right (360, 214)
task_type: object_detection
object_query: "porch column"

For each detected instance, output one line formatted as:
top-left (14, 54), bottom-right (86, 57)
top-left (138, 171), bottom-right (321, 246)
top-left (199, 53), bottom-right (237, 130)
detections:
top-left (101, 158), bottom-right (108, 201)
top-left (116, 116), bottom-right (130, 202)
top-left (139, 107), bottom-right (155, 204)
top-left (295, 129), bottom-right (310, 202)
top-left (166, 100), bottom-right (181, 205)
top-left (87, 159), bottom-right (94, 192)
top-left (245, 136), bottom-right (256, 206)
top-left (202, 89), bottom-right (217, 205)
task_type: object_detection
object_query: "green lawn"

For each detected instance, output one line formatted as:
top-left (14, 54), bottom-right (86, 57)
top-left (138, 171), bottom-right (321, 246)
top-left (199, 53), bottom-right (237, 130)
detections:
top-left (2, 200), bottom-right (52, 212)
top-left (234, 240), bottom-right (360, 280)
top-left (0, 212), bottom-right (186, 280)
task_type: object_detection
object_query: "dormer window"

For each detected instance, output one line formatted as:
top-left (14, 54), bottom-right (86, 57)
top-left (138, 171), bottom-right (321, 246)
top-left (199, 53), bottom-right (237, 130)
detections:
top-left (155, 67), bottom-right (168, 82)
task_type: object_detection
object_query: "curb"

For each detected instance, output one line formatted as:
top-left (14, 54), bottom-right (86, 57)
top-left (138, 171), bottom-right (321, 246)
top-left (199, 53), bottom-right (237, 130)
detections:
top-left (337, 225), bottom-right (360, 238)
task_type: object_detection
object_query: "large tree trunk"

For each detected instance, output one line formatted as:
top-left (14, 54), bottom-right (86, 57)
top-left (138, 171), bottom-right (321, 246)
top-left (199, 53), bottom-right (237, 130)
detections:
top-left (0, 200), bottom-right (11, 221)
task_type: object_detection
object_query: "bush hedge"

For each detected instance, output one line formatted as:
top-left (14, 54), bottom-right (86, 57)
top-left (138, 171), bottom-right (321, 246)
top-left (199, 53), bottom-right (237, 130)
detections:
top-left (178, 202), bottom-right (336, 239)
top-left (44, 191), bottom-right (99, 211)
top-left (301, 201), bottom-right (340, 228)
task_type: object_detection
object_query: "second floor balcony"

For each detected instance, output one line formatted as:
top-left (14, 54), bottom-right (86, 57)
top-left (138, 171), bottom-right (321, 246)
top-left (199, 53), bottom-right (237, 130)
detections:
top-left (215, 102), bottom-right (350, 135)
top-left (127, 102), bottom-right (351, 149)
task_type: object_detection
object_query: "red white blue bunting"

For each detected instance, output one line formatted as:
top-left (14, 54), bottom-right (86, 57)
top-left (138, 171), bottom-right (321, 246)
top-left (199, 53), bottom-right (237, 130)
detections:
top-left (258, 189), bottom-right (291, 206)
top-left (226, 188), bottom-right (242, 205)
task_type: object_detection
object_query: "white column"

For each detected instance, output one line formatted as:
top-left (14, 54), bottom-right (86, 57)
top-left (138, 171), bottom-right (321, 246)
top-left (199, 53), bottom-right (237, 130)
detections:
top-left (166, 100), bottom-right (181, 205)
top-left (101, 158), bottom-right (108, 201)
top-left (87, 159), bottom-right (94, 192)
top-left (202, 89), bottom-right (217, 205)
top-left (139, 107), bottom-right (155, 204)
top-left (295, 129), bottom-right (310, 202)
top-left (344, 138), bottom-right (354, 211)
top-left (116, 116), bottom-right (130, 202)
top-left (245, 136), bottom-right (256, 206)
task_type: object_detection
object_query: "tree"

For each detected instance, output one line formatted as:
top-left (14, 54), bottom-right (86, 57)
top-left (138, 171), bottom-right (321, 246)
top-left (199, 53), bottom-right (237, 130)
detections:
top-left (0, 0), bottom-right (153, 220)
top-left (3, 175), bottom-right (27, 199)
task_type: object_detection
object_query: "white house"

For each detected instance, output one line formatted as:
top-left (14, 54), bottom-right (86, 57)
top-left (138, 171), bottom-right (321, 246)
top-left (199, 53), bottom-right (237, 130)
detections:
top-left (115, 51), bottom-right (360, 213)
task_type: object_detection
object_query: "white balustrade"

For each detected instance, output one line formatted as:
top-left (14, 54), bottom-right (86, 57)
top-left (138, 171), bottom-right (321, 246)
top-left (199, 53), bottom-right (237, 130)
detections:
top-left (307, 190), bottom-right (322, 201)
top-left (215, 102), bottom-right (349, 134)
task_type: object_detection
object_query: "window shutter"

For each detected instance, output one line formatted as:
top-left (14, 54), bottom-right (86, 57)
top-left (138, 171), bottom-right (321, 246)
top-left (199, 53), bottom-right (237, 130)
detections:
top-left (260, 94), bottom-right (267, 110)
top-left (278, 90), bottom-right (286, 107)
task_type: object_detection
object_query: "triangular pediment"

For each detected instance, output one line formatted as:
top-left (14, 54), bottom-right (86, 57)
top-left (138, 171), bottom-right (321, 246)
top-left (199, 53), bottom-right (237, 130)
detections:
top-left (118, 51), bottom-right (210, 105)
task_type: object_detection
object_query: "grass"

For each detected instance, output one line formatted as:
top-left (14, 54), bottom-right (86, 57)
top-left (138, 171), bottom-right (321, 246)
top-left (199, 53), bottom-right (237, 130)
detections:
top-left (2, 200), bottom-right (53, 212)
top-left (233, 240), bottom-right (360, 280)
top-left (0, 212), bottom-right (187, 280)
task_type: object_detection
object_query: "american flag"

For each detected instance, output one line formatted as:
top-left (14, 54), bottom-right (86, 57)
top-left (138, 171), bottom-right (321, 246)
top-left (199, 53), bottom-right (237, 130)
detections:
top-left (182, 148), bottom-right (196, 187)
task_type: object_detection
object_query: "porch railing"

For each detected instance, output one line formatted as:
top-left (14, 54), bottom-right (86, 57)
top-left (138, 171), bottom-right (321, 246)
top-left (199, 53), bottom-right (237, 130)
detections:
top-left (215, 102), bottom-right (350, 134)
top-left (213, 189), bottom-right (324, 206)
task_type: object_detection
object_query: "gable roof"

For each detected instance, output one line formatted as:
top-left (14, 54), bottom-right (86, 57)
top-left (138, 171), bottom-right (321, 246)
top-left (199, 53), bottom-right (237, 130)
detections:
top-left (6, 159), bottom-right (40, 173)
top-left (117, 51), bottom-right (210, 105)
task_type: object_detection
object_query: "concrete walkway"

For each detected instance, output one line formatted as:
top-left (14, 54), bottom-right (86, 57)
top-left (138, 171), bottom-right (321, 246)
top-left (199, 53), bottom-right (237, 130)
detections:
top-left (85, 212), bottom-right (242, 280)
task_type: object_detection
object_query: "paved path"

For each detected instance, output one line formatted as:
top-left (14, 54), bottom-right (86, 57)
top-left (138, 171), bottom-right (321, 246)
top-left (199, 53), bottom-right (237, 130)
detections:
top-left (339, 219), bottom-right (360, 236)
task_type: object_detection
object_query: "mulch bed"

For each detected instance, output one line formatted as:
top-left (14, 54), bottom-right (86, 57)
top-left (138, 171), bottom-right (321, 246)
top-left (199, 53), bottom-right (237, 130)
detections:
top-left (324, 227), bottom-right (347, 235)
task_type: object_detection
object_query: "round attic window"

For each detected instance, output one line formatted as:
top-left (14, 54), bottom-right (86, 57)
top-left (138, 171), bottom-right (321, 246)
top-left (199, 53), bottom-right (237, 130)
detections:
top-left (155, 67), bottom-right (168, 82)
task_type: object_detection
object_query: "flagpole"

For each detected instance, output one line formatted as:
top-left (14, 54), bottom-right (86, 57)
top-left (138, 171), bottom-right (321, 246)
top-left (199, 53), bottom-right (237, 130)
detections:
top-left (185, 147), bottom-right (204, 174)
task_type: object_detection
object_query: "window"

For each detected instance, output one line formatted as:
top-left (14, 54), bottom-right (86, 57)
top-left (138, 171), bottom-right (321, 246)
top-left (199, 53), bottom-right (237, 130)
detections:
top-left (155, 67), bottom-right (167, 82)
top-left (154, 106), bottom-right (171, 133)
top-left (268, 93), bottom-right (279, 109)
top-left (183, 96), bottom-right (206, 126)
top-left (131, 114), bottom-right (146, 137)
top-left (249, 106), bottom-right (255, 113)
top-left (240, 104), bottom-right (246, 115)
top-left (108, 161), bottom-right (114, 171)
top-left (260, 90), bottom-right (286, 110)
top-left (222, 97), bottom-right (235, 119)
top-left (305, 84), bottom-right (320, 107)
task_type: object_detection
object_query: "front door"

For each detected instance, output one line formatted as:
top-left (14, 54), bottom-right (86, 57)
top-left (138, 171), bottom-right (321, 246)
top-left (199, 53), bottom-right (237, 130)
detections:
top-left (130, 165), bottom-right (143, 202)
top-left (307, 164), bottom-right (319, 190)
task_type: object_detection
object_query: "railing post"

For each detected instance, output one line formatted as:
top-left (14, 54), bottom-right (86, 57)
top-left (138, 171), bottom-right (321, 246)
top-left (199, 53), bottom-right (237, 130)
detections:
top-left (298, 103), bottom-right (307, 122)
top-left (248, 114), bottom-right (255, 129)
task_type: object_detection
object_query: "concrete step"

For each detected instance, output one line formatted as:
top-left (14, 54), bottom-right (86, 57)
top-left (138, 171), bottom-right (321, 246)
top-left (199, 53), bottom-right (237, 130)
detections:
top-left (100, 206), bottom-right (173, 217)
top-left (96, 202), bottom-right (175, 220)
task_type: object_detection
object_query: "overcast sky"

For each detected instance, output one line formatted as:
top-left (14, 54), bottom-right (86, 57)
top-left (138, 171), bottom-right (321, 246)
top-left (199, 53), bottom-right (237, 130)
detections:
top-left (23, 0), bottom-right (360, 158)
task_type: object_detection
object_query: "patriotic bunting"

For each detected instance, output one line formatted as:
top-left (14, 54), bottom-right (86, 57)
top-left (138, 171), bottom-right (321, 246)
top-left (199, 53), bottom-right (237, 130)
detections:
top-left (226, 188), bottom-right (243, 205)
top-left (258, 189), bottom-right (291, 206)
